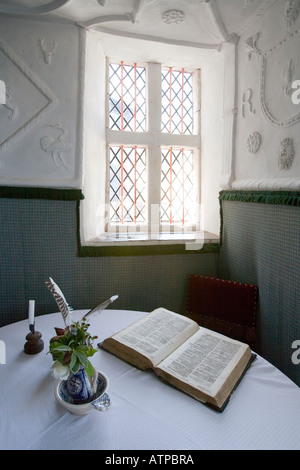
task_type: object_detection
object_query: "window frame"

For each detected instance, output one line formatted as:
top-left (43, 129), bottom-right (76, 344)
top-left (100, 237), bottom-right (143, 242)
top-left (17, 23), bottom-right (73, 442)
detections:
top-left (104, 59), bottom-right (202, 241)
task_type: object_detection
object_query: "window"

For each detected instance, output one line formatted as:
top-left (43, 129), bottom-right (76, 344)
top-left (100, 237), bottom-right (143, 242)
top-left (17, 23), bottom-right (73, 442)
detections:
top-left (161, 68), bottom-right (193, 135)
top-left (160, 147), bottom-right (195, 225)
top-left (104, 60), bottom-right (201, 242)
top-left (81, 34), bottom-right (225, 252)
top-left (109, 62), bottom-right (146, 132)
top-left (109, 145), bottom-right (147, 224)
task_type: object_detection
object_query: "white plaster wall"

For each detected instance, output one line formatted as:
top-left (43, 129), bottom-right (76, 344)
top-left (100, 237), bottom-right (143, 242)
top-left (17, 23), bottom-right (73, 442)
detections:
top-left (0, 16), bottom-right (82, 188)
top-left (80, 31), bottom-right (106, 243)
top-left (201, 52), bottom-right (225, 236)
top-left (234, 0), bottom-right (300, 190)
top-left (0, 15), bottom-right (224, 238)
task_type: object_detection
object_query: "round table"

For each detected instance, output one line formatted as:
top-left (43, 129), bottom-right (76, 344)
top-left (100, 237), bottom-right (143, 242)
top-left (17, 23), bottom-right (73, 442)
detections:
top-left (1, 309), bottom-right (300, 450)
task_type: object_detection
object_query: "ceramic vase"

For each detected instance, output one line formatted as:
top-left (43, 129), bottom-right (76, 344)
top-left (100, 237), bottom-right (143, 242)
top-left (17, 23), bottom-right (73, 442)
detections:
top-left (66, 366), bottom-right (97, 403)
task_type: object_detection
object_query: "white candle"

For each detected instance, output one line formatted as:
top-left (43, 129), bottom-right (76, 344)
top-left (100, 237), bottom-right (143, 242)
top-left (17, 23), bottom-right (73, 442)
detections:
top-left (28, 300), bottom-right (35, 326)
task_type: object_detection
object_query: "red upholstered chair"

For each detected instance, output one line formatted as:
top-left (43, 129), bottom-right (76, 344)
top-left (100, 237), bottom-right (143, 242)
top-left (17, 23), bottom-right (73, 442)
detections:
top-left (186, 275), bottom-right (258, 350)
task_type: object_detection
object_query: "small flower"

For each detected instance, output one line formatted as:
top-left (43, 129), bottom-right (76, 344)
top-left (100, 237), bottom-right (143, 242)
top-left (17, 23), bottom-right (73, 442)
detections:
top-left (50, 360), bottom-right (70, 380)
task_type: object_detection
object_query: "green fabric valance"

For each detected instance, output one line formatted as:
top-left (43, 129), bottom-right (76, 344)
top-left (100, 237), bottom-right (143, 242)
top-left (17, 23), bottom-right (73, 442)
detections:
top-left (219, 190), bottom-right (300, 206)
top-left (0, 186), bottom-right (84, 201)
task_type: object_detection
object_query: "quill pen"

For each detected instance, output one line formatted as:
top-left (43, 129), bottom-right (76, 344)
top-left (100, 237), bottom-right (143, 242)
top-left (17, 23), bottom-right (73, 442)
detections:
top-left (45, 277), bottom-right (71, 327)
top-left (83, 295), bottom-right (119, 319)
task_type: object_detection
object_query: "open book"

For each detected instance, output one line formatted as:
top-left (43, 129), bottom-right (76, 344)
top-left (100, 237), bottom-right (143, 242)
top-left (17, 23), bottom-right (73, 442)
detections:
top-left (101, 308), bottom-right (255, 411)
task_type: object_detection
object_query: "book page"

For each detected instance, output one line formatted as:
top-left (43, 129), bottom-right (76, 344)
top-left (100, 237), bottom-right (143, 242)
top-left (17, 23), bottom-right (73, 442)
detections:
top-left (110, 308), bottom-right (199, 366)
top-left (157, 328), bottom-right (249, 397)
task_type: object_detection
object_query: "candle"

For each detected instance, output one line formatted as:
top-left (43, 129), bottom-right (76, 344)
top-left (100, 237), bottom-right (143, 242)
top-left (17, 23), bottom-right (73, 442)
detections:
top-left (28, 300), bottom-right (35, 326)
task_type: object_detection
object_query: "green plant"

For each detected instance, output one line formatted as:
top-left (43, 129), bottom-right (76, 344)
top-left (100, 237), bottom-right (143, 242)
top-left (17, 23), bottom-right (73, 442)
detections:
top-left (49, 319), bottom-right (98, 379)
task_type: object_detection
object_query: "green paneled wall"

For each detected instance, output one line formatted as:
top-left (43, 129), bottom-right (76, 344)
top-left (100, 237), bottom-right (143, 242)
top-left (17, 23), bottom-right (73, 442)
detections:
top-left (219, 196), bottom-right (300, 386)
top-left (0, 196), bottom-right (218, 327)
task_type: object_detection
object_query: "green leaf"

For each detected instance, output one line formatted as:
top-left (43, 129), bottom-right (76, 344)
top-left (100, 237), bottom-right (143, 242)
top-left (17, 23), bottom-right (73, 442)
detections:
top-left (74, 346), bottom-right (97, 358)
top-left (70, 352), bottom-right (77, 371)
top-left (70, 357), bottom-right (80, 374)
top-left (75, 345), bottom-right (88, 355)
top-left (85, 360), bottom-right (94, 379)
top-left (75, 351), bottom-right (88, 368)
top-left (50, 345), bottom-right (71, 353)
top-left (49, 341), bottom-right (62, 350)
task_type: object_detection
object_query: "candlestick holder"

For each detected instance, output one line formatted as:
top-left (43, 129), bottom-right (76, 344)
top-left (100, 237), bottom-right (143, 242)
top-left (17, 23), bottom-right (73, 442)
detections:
top-left (24, 330), bottom-right (44, 354)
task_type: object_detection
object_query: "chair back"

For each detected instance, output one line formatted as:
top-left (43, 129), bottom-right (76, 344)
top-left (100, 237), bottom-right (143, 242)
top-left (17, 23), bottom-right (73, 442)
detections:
top-left (186, 275), bottom-right (258, 349)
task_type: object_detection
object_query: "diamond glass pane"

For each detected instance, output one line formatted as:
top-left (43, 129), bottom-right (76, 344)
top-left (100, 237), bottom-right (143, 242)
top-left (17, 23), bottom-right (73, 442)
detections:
top-left (109, 62), bottom-right (146, 132)
top-left (109, 146), bottom-right (147, 224)
top-left (161, 147), bottom-right (195, 224)
top-left (161, 68), bottom-right (193, 135)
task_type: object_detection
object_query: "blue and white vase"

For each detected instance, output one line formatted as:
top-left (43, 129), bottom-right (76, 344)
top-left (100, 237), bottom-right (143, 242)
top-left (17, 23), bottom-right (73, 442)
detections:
top-left (66, 366), bottom-right (97, 403)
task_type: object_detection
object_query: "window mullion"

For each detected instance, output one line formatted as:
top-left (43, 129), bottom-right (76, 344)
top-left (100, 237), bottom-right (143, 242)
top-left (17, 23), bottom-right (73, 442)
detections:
top-left (147, 63), bottom-right (162, 233)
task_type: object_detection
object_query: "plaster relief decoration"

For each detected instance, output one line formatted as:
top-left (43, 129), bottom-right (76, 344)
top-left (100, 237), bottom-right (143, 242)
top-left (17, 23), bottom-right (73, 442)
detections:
top-left (247, 131), bottom-right (261, 154)
top-left (283, 59), bottom-right (295, 96)
top-left (242, 88), bottom-right (256, 117)
top-left (2, 86), bottom-right (17, 120)
top-left (162, 10), bottom-right (185, 24)
top-left (81, 0), bottom-right (163, 30)
top-left (284, 0), bottom-right (300, 29)
top-left (245, 32), bottom-right (260, 61)
top-left (278, 137), bottom-right (295, 170)
top-left (40, 123), bottom-right (71, 170)
top-left (0, 79), bottom-right (5, 104)
top-left (0, 0), bottom-right (70, 15)
top-left (245, 23), bottom-right (300, 128)
top-left (39, 38), bottom-right (58, 65)
top-left (0, 38), bottom-right (57, 154)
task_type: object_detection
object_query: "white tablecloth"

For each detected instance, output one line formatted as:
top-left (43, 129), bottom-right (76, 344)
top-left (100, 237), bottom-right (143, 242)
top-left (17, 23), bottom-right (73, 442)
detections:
top-left (1, 309), bottom-right (300, 450)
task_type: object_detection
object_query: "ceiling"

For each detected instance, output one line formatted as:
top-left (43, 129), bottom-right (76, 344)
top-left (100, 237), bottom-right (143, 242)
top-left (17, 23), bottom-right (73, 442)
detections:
top-left (0, 0), bottom-right (277, 50)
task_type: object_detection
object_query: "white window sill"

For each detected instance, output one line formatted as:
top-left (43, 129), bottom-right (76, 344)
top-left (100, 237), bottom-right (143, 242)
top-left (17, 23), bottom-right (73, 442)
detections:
top-left (79, 231), bottom-right (219, 256)
top-left (88, 230), bottom-right (218, 244)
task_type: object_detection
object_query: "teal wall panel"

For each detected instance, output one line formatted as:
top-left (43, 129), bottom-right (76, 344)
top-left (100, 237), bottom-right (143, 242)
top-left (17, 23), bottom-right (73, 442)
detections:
top-left (0, 197), bottom-right (218, 327)
top-left (219, 199), bottom-right (300, 386)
